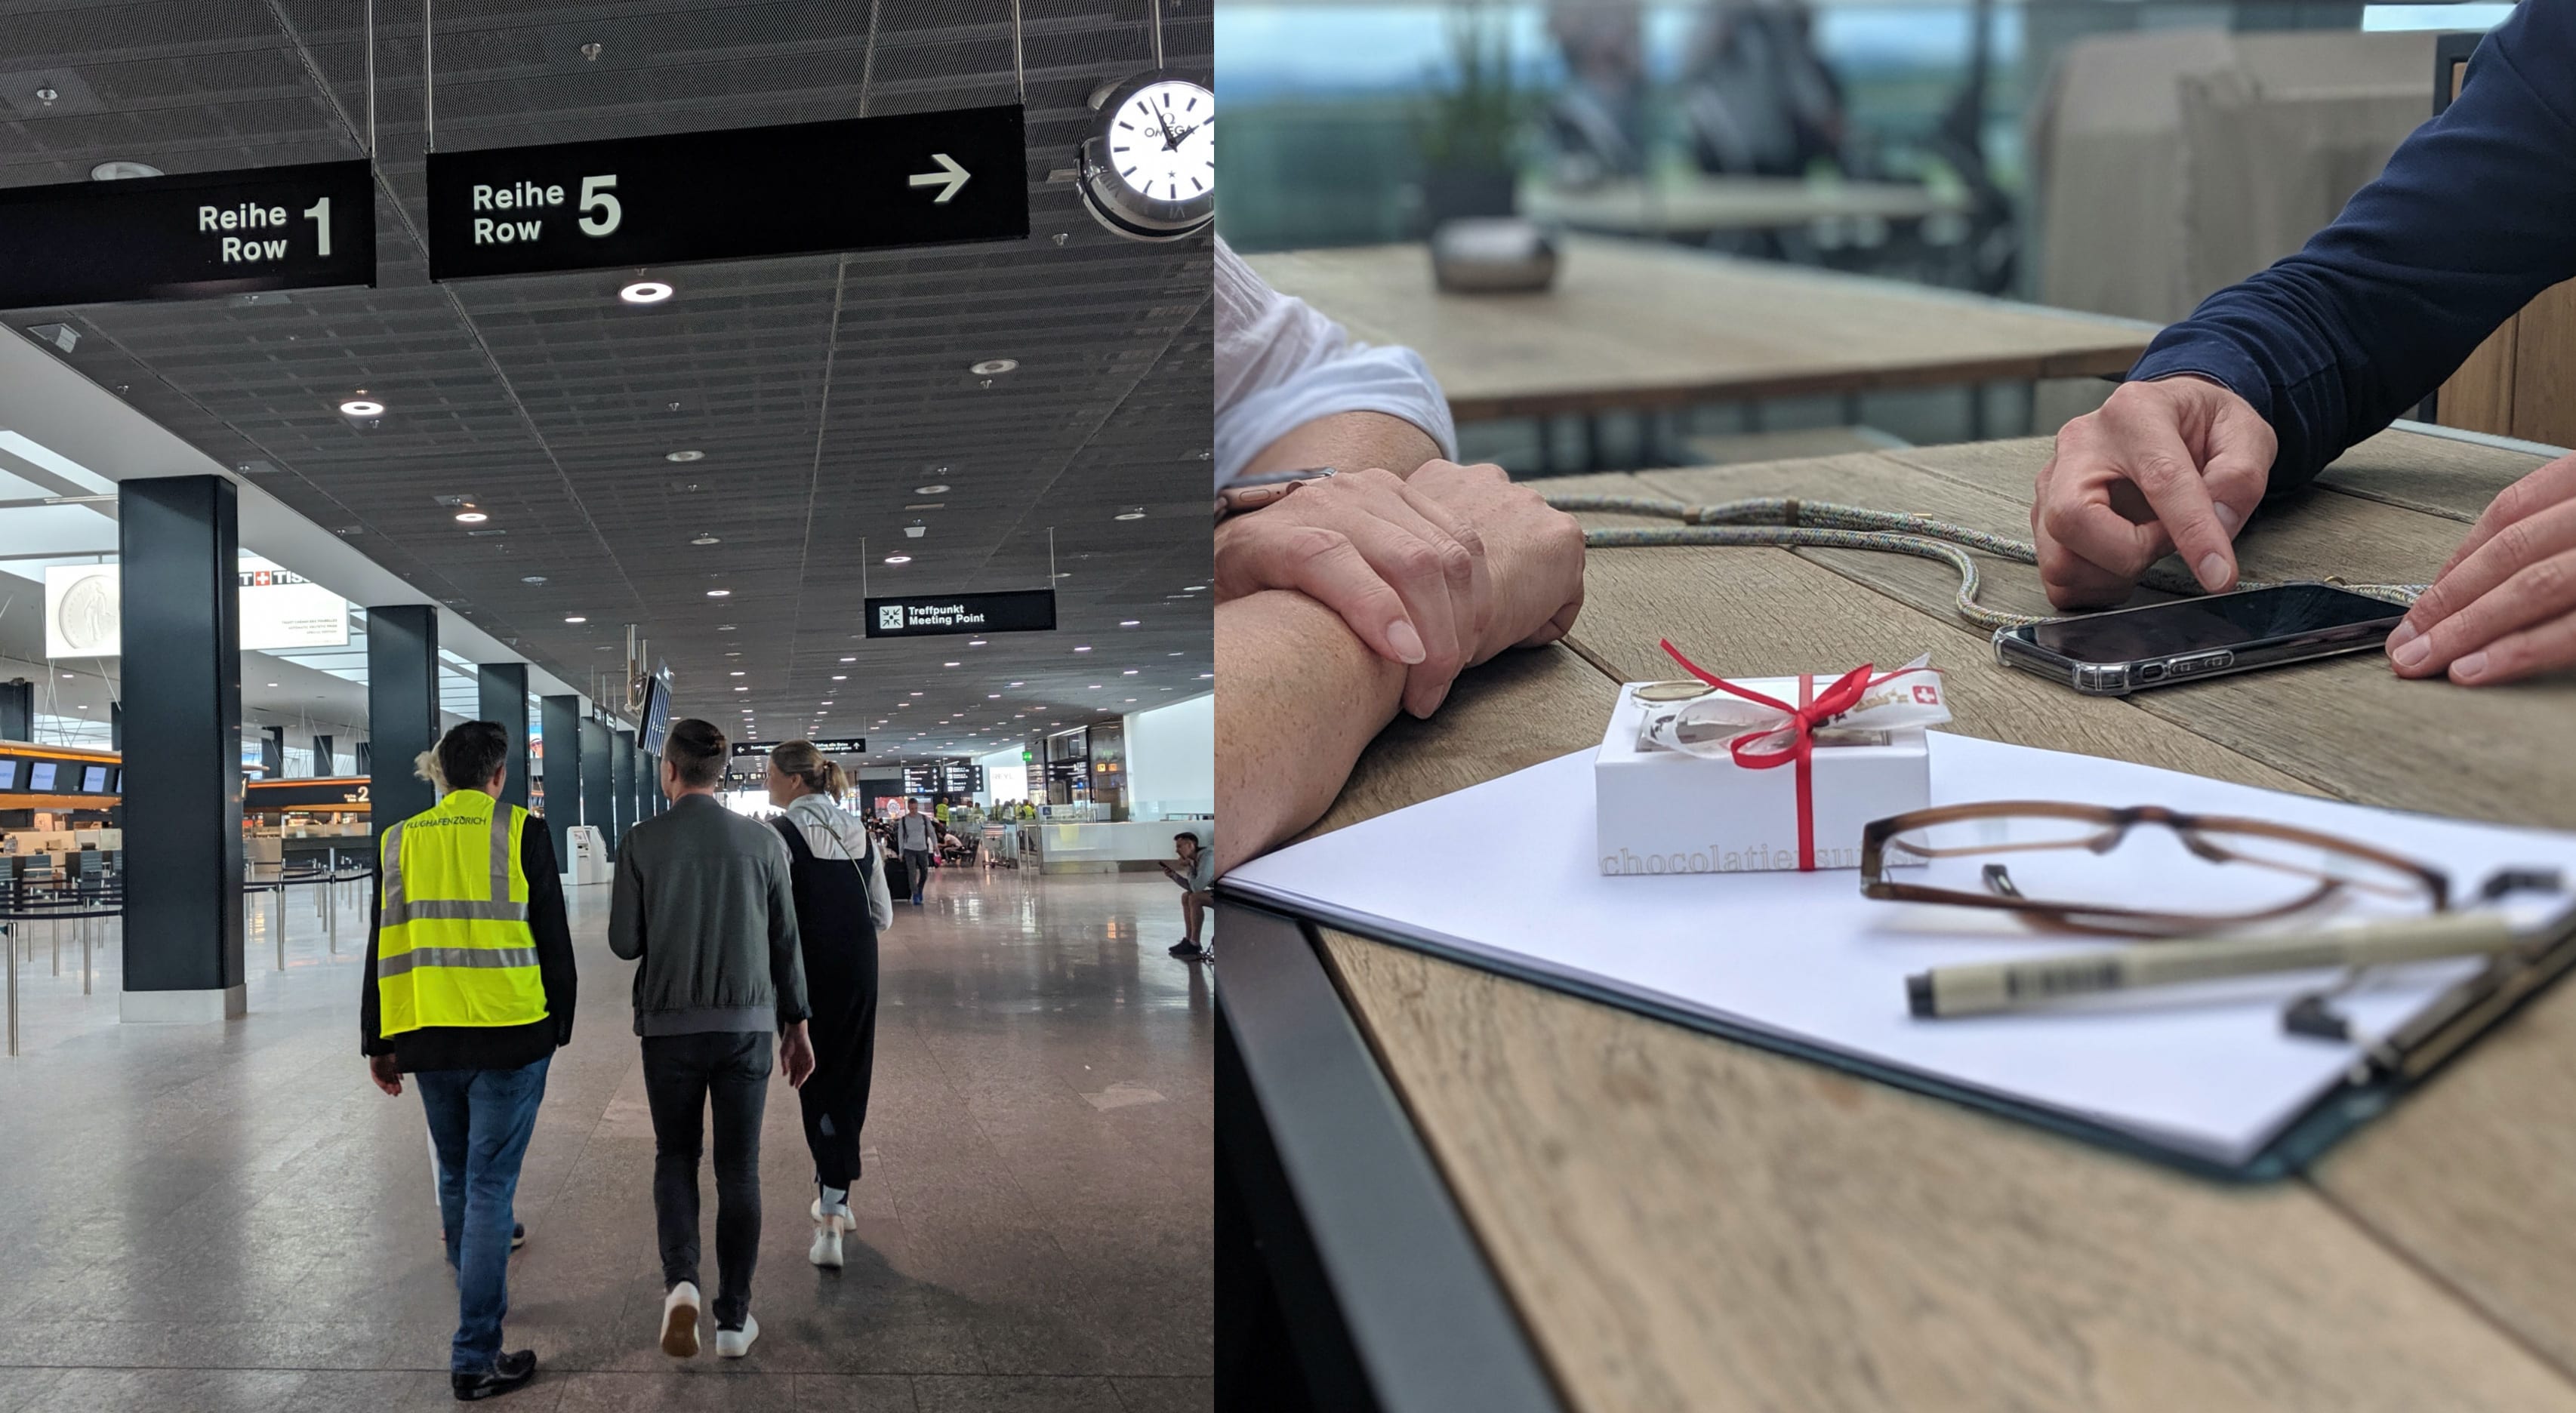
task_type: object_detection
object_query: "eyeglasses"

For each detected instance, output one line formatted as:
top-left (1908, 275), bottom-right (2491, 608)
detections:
top-left (1859, 801), bottom-right (2450, 937)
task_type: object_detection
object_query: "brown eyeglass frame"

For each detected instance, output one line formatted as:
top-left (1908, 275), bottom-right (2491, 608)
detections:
top-left (1859, 801), bottom-right (2452, 937)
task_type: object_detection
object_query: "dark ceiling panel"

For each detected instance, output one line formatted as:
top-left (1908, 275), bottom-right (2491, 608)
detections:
top-left (0, 0), bottom-right (1210, 768)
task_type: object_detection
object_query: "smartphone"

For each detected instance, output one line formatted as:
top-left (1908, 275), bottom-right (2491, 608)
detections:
top-left (1991, 582), bottom-right (2405, 696)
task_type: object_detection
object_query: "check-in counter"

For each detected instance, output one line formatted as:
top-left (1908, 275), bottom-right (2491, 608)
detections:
top-left (1026, 819), bottom-right (1216, 875)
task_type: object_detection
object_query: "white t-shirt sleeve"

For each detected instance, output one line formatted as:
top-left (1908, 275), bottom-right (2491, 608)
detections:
top-left (1213, 236), bottom-right (1459, 491)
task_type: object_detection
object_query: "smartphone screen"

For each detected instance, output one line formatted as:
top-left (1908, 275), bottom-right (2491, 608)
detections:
top-left (2026, 584), bottom-right (2399, 664)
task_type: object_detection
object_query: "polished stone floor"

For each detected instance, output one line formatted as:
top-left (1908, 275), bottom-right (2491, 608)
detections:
top-left (0, 860), bottom-right (1212, 1411)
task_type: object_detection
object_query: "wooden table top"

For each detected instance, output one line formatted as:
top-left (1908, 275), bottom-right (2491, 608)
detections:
top-left (1241, 237), bottom-right (2158, 421)
top-left (1521, 173), bottom-right (1971, 237)
top-left (1301, 425), bottom-right (2576, 1412)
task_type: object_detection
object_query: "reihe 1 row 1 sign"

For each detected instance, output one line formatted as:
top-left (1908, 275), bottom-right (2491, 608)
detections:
top-left (424, 106), bottom-right (1028, 281)
top-left (0, 160), bottom-right (377, 309)
top-left (866, 589), bottom-right (1055, 639)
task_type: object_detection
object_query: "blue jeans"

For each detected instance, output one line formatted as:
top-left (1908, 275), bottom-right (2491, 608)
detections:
top-left (416, 1054), bottom-right (551, 1374)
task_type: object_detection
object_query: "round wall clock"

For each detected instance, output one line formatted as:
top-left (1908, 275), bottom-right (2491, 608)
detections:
top-left (1078, 71), bottom-right (1213, 242)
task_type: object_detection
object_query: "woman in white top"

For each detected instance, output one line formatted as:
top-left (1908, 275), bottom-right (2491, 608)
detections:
top-left (763, 740), bottom-right (892, 1269)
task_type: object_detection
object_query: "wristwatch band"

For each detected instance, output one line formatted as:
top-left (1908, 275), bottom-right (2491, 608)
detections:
top-left (1215, 466), bottom-right (1338, 522)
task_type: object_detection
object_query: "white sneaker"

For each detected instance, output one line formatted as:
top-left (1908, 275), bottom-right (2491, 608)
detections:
top-left (809, 1202), bottom-right (852, 1269)
top-left (659, 1281), bottom-right (701, 1358)
top-left (715, 1313), bottom-right (759, 1359)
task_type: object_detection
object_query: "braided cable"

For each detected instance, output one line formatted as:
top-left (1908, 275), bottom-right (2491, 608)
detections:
top-left (1546, 494), bottom-right (2425, 632)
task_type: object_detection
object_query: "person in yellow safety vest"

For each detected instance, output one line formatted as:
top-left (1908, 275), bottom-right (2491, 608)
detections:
top-left (934, 799), bottom-right (950, 825)
top-left (362, 721), bottom-right (577, 1404)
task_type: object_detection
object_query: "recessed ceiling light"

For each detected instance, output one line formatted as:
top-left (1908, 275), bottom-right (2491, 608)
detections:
top-left (1074, 645), bottom-right (1092, 653)
top-left (666, 450), bottom-right (704, 463)
top-left (943, 661), bottom-right (960, 668)
top-left (91, 161), bottom-right (162, 180)
top-left (734, 686), bottom-right (748, 692)
top-left (565, 615), bottom-right (587, 623)
top-left (883, 554), bottom-right (911, 565)
top-left (718, 624), bottom-right (736, 631)
top-left (911, 484), bottom-right (951, 496)
top-left (706, 588), bottom-right (731, 598)
top-left (1009, 681), bottom-right (1024, 687)
top-left (988, 693), bottom-right (1000, 699)
top-left (338, 396), bottom-right (384, 417)
top-left (729, 671), bottom-right (744, 677)
top-left (1198, 673), bottom-right (1214, 679)
top-left (1123, 698), bottom-right (1136, 703)
top-left (454, 510), bottom-right (488, 524)
top-left (831, 674), bottom-right (846, 680)
top-left (522, 575), bottom-right (547, 585)
top-left (1114, 509), bottom-right (1146, 521)
top-left (1087, 685), bottom-right (1101, 690)
top-left (1119, 620), bottom-right (1139, 627)
top-left (839, 656), bottom-right (855, 663)
top-left (621, 280), bottom-right (673, 304)
top-left (1122, 669), bottom-right (1138, 676)
top-left (969, 359), bottom-right (1018, 375)
top-left (691, 534), bottom-right (720, 546)
top-left (1184, 584), bottom-right (1206, 592)
top-left (266, 682), bottom-right (279, 688)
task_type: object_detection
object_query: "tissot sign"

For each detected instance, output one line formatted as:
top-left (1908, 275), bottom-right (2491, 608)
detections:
top-left (864, 590), bottom-right (1056, 639)
top-left (424, 105), bottom-right (1028, 280)
top-left (0, 160), bottom-right (375, 309)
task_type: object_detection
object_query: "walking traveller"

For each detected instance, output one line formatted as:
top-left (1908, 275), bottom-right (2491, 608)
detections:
top-left (362, 721), bottom-right (578, 1402)
top-left (763, 740), bottom-right (894, 1269)
top-left (893, 796), bottom-right (937, 906)
top-left (609, 717), bottom-right (815, 1361)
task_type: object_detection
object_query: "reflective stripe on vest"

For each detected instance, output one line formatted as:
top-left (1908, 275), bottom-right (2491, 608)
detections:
top-left (377, 791), bottom-right (544, 1036)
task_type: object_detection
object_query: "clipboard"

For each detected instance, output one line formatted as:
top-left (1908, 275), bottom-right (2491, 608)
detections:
top-left (1228, 886), bottom-right (2576, 1181)
top-left (1220, 737), bottom-right (2576, 1180)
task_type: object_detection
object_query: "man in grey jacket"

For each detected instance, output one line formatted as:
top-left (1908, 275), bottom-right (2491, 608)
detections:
top-left (609, 717), bottom-right (815, 1362)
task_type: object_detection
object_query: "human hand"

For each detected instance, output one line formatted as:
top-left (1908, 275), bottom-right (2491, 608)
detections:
top-left (1214, 466), bottom-right (1493, 718)
top-left (781, 1021), bottom-right (817, 1088)
top-left (2033, 375), bottom-right (2276, 609)
top-left (1404, 460), bottom-right (1585, 661)
top-left (368, 1052), bottom-right (403, 1096)
top-left (2387, 454), bottom-right (2576, 685)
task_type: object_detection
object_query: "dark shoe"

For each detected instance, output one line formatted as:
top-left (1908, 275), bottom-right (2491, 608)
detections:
top-left (1168, 940), bottom-right (1203, 959)
top-left (511, 1222), bottom-right (526, 1251)
top-left (451, 1349), bottom-right (537, 1401)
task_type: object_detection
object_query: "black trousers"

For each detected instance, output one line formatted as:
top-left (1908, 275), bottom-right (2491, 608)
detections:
top-left (639, 1032), bottom-right (772, 1329)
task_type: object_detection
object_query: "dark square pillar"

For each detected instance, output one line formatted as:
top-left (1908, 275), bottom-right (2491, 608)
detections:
top-left (579, 716), bottom-right (614, 861)
top-left (0, 679), bottom-right (29, 741)
top-left (260, 725), bottom-right (285, 779)
top-left (476, 663), bottom-right (531, 811)
top-left (311, 734), bottom-right (334, 775)
top-left (612, 728), bottom-right (637, 852)
top-left (540, 694), bottom-right (581, 867)
top-left (119, 475), bottom-right (245, 1023)
top-left (366, 605), bottom-right (440, 840)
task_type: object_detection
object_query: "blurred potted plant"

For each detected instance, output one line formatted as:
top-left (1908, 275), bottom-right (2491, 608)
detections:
top-left (1416, 3), bottom-right (1525, 227)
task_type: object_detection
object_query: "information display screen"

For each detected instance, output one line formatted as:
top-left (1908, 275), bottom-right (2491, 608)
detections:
top-left (902, 761), bottom-right (984, 796)
top-left (81, 765), bottom-right (107, 793)
top-left (0, 760), bottom-right (20, 790)
top-left (27, 762), bottom-right (57, 792)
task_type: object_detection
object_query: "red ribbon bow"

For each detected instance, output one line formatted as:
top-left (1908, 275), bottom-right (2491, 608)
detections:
top-left (1658, 639), bottom-right (1888, 871)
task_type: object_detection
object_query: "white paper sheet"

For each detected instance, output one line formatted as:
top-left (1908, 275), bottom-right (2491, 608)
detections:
top-left (1224, 733), bottom-right (2576, 1165)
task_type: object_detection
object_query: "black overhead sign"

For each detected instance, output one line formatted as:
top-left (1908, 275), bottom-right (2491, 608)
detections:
top-left (424, 105), bottom-right (1028, 281)
top-left (730, 738), bottom-right (866, 757)
top-left (0, 160), bottom-right (377, 309)
top-left (866, 589), bottom-right (1055, 639)
top-left (904, 761), bottom-right (984, 796)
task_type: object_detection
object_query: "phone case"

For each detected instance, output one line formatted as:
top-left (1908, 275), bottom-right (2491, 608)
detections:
top-left (1991, 584), bottom-right (2404, 697)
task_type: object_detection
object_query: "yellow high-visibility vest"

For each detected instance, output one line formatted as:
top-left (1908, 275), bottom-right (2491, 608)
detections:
top-left (377, 789), bottom-right (544, 1035)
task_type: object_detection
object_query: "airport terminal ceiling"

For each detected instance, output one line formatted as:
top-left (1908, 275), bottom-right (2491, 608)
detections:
top-left (0, 0), bottom-right (1213, 767)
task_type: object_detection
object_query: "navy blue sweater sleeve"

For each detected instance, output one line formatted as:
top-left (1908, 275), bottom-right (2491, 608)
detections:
top-left (2128, 2), bottom-right (2576, 493)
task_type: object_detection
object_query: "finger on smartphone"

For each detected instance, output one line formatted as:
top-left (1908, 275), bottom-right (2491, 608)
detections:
top-left (2114, 417), bottom-right (2237, 591)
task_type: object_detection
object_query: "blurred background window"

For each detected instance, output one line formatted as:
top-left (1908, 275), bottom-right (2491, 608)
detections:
top-left (1219, 1), bottom-right (2509, 465)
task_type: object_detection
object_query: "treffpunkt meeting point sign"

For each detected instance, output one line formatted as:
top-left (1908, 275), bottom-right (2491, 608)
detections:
top-left (864, 590), bottom-right (1056, 639)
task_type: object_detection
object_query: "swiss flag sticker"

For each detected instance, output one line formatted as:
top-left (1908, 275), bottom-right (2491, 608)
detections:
top-left (1913, 685), bottom-right (1939, 704)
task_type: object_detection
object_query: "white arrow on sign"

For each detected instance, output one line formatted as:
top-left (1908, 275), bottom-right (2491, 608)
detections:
top-left (907, 152), bottom-right (971, 204)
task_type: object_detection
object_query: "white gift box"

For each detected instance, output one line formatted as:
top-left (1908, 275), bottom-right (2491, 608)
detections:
top-left (1595, 677), bottom-right (1930, 875)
